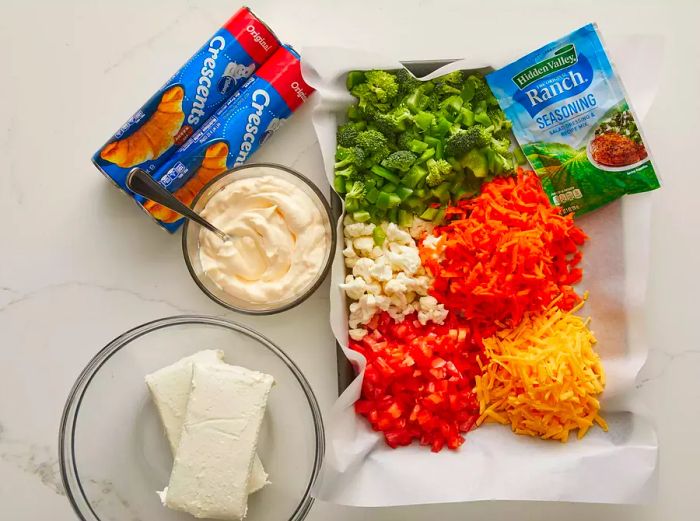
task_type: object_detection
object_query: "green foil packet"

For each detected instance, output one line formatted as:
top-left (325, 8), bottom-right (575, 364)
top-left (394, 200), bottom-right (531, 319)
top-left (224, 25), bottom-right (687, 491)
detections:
top-left (486, 23), bottom-right (660, 215)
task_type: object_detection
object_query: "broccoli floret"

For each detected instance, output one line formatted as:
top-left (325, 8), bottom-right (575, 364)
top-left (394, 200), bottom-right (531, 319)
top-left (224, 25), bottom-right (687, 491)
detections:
top-left (467, 74), bottom-right (492, 103)
top-left (397, 129), bottom-right (420, 150)
top-left (487, 107), bottom-right (512, 135)
top-left (363, 145), bottom-right (391, 169)
top-left (350, 83), bottom-right (388, 113)
top-left (434, 82), bottom-right (462, 99)
top-left (490, 136), bottom-right (511, 156)
top-left (355, 129), bottom-right (388, 153)
top-left (370, 106), bottom-right (413, 135)
top-left (345, 180), bottom-right (366, 204)
top-left (335, 146), bottom-right (366, 169)
top-left (438, 71), bottom-right (464, 85)
top-left (336, 123), bottom-right (360, 147)
top-left (445, 126), bottom-right (492, 158)
top-left (486, 149), bottom-right (514, 176)
top-left (381, 150), bottom-right (416, 173)
top-left (404, 83), bottom-right (434, 113)
top-left (396, 68), bottom-right (422, 95)
top-left (363, 70), bottom-right (399, 103)
top-left (461, 149), bottom-right (488, 178)
top-left (425, 158), bottom-right (453, 187)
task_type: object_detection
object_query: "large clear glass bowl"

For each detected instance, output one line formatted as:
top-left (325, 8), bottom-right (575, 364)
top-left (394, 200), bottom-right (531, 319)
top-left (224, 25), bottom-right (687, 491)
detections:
top-left (59, 315), bottom-right (324, 521)
top-left (182, 163), bottom-right (336, 315)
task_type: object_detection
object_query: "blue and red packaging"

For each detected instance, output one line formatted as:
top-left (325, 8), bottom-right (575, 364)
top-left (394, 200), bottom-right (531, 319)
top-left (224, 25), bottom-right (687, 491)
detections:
top-left (141, 44), bottom-right (315, 231)
top-left (92, 7), bottom-right (280, 193)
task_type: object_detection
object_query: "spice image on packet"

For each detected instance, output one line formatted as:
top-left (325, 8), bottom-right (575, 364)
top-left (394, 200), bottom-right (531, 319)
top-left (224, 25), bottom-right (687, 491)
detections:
top-left (486, 23), bottom-right (660, 215)
top-left (92, 6), bottom-right (280, 191)
top-left (143, 44), bottom-right (315, 232)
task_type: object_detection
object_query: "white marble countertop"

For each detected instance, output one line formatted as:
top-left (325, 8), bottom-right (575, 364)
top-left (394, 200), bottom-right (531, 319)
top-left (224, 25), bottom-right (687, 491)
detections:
top-left (1, 0), bottom-right (699, 519)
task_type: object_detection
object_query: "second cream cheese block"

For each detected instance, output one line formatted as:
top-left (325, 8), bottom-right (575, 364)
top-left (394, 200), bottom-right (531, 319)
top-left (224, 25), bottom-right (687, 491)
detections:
top-left (164, 363), bottom-right (274, 521)
top-left (145, 350), bottom-right (269, 492)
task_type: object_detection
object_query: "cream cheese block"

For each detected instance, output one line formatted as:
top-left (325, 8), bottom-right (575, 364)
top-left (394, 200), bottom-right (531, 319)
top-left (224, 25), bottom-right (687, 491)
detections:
top-left (164, 363), bottom-right (274, 520)
top-left (145, 350), bottom-right (268, 493)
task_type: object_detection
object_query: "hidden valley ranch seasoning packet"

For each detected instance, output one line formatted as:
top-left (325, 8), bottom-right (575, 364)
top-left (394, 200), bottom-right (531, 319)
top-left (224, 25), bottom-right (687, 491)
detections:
top-left (486, 23), bottom-right (660, 215)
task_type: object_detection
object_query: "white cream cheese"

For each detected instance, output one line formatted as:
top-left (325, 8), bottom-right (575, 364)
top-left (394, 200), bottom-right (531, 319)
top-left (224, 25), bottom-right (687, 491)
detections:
top-left (145, 350), bottom-right (268, 493)
top-left (198, 175), bottom-right (330, 305)
top-left (164, 363), bottom-right (274, 520)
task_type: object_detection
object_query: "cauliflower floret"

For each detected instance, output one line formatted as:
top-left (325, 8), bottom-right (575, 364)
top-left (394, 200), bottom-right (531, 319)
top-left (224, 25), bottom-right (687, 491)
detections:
top-left (417, 295), bottom-right (449, 325)
top-left (375, 294), bottom-right (392, 311)
top-left (421, 233), bottom-right (443, 251)
top-left (352, 236), bottom-right (375, 256)
top-left (343, 238), bottom-right (358, 263)
top-left (388, 291), bottom-right (409, 310)
top-left (409, 217), bottom-right (435, 240)
top-left (386, 243), bottom-right (421, 274)
top-left (340, 274), bottom-right (368, 300)
top-left (411, 275), bottom-right (431, 295)
top-left (385, 272), bottom-right (428, 296)
top-left (368, 246), bottom-right (384, 260)
top-left (344, 222), bottom-right (374, 238)
top-left (348, 294), bottom-right (382, 328)
top-left (349, 328), bottom-right (368, 341)
top-left (383, 276), bottom-right (407, 296)
top-left (352, 257), bottom-right (375, 281)
top-left (369, 257), bottom-right (393, 282)
top-left (384, 222), bottom-right (413, 245)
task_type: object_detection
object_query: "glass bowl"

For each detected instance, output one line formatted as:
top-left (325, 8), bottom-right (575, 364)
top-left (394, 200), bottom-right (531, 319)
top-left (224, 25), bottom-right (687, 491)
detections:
top-left (182, 163), bottom-right (336, 315)
top-left (59, 315), bottom-right (324, 521)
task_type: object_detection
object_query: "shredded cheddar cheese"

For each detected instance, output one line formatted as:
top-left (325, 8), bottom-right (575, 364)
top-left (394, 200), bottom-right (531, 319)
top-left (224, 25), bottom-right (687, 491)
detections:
top-left (474, 297), bottom-right (607, 442)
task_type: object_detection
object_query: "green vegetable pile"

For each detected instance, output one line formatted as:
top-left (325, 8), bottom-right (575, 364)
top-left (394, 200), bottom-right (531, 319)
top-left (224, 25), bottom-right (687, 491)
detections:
top-left (334, 69), bottom-right (520, 226)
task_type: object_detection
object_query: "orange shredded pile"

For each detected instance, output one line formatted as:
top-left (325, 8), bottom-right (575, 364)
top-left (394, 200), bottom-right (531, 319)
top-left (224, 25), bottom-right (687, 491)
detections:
top-left (474, 296), bottom-right (607, 442)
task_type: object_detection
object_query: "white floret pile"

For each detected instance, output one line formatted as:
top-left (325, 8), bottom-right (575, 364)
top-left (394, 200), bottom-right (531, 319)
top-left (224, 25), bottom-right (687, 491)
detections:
top-left (341, 216), bottom-right (448, 340)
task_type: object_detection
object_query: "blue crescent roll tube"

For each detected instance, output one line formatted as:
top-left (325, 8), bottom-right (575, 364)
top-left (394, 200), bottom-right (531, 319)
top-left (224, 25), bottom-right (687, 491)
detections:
top-left (92, 7), bottom-right (280, 195)
top-left (141, 44), bottom-right (315, 232)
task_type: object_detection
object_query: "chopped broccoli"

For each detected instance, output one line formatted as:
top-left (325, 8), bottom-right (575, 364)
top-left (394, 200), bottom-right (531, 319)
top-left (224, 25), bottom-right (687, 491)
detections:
top-left (370, 106), bottom-right (413, 134)
top-left (336, 123), bottom-right (360, 147)
top-left (487, 107), bottom-right (512, 134)
top-left (335, 146), bottom-right (366, 169)
top-left (434, 82), bottom-right (462, 99)
top-left (345, 180), bottom-right (366, 202)
top-left (355, 129), bottom-right (388, 153)
top-left (425, 158), bottom-right (453, 187)
top-left (363, 70), bottom-right (399, 103)
top-left (467, 74), bottom-right (492, 103)
top-left (445, 125), bottom-right (492, 158)
top-left (397, 130), bottom-right (420, 150)
top-left (439, 71), bottom-right (464, 85)
top-left (461, 148), bottom-right (489, 178)
top-left (396, 68), bottom-right (422, 95)
top-left (490, 136), bottom-right (511, 156)
top-left (381, 150), bottom-right (416, 172)
top-left (363, 145), bottom-right (391, 168)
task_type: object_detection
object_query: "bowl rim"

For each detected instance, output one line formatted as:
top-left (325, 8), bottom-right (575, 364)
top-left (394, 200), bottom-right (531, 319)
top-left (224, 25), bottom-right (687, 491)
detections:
top-left (181, 162), bottom-right (337, 315)
top-left (58, 314), bottom-right (325, 521)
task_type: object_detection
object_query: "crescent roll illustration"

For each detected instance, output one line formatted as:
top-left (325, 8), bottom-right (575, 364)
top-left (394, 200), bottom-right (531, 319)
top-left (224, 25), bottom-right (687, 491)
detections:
top-left (143, 141), bottom-right (230, 223)
top-left (100, 85), bottom-right (185, 168)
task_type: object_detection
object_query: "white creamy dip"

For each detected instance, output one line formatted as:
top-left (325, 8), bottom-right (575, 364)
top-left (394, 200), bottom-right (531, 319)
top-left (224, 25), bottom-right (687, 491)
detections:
top-left (198, 174), bottom-right (330, 305)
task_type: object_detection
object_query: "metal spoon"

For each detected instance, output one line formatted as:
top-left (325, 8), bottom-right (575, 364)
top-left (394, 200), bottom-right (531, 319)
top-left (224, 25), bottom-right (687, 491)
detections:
top-left (126, 168), bottom-right (231, 242)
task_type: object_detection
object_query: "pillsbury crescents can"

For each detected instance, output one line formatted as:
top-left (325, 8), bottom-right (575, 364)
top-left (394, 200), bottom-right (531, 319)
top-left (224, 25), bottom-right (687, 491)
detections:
top-left (92, 7), bottom-right (281, 193)
top-left (141, 44), bottom-right (315, 231)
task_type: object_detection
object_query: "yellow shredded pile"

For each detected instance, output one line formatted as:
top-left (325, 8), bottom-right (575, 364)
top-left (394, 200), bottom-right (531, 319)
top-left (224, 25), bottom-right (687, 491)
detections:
top-left (474, 297), bottom-right (607, 442)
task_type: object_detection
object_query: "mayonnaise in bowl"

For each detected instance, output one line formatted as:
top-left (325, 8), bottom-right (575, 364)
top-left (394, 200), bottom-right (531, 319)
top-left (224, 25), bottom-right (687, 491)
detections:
top-left (183, 164), bottom-right (334, 313)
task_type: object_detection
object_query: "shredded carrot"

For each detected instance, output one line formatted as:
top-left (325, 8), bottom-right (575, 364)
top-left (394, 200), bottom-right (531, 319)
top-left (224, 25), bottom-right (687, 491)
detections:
top-left (420, 170), bottom-right (586, 342)
top-left (474, 300), bottom-right (607, 442)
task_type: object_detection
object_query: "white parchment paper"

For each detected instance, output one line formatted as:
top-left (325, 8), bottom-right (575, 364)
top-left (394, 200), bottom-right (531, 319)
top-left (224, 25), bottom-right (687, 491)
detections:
top-left (301, 35), bottom-right (661, 506)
